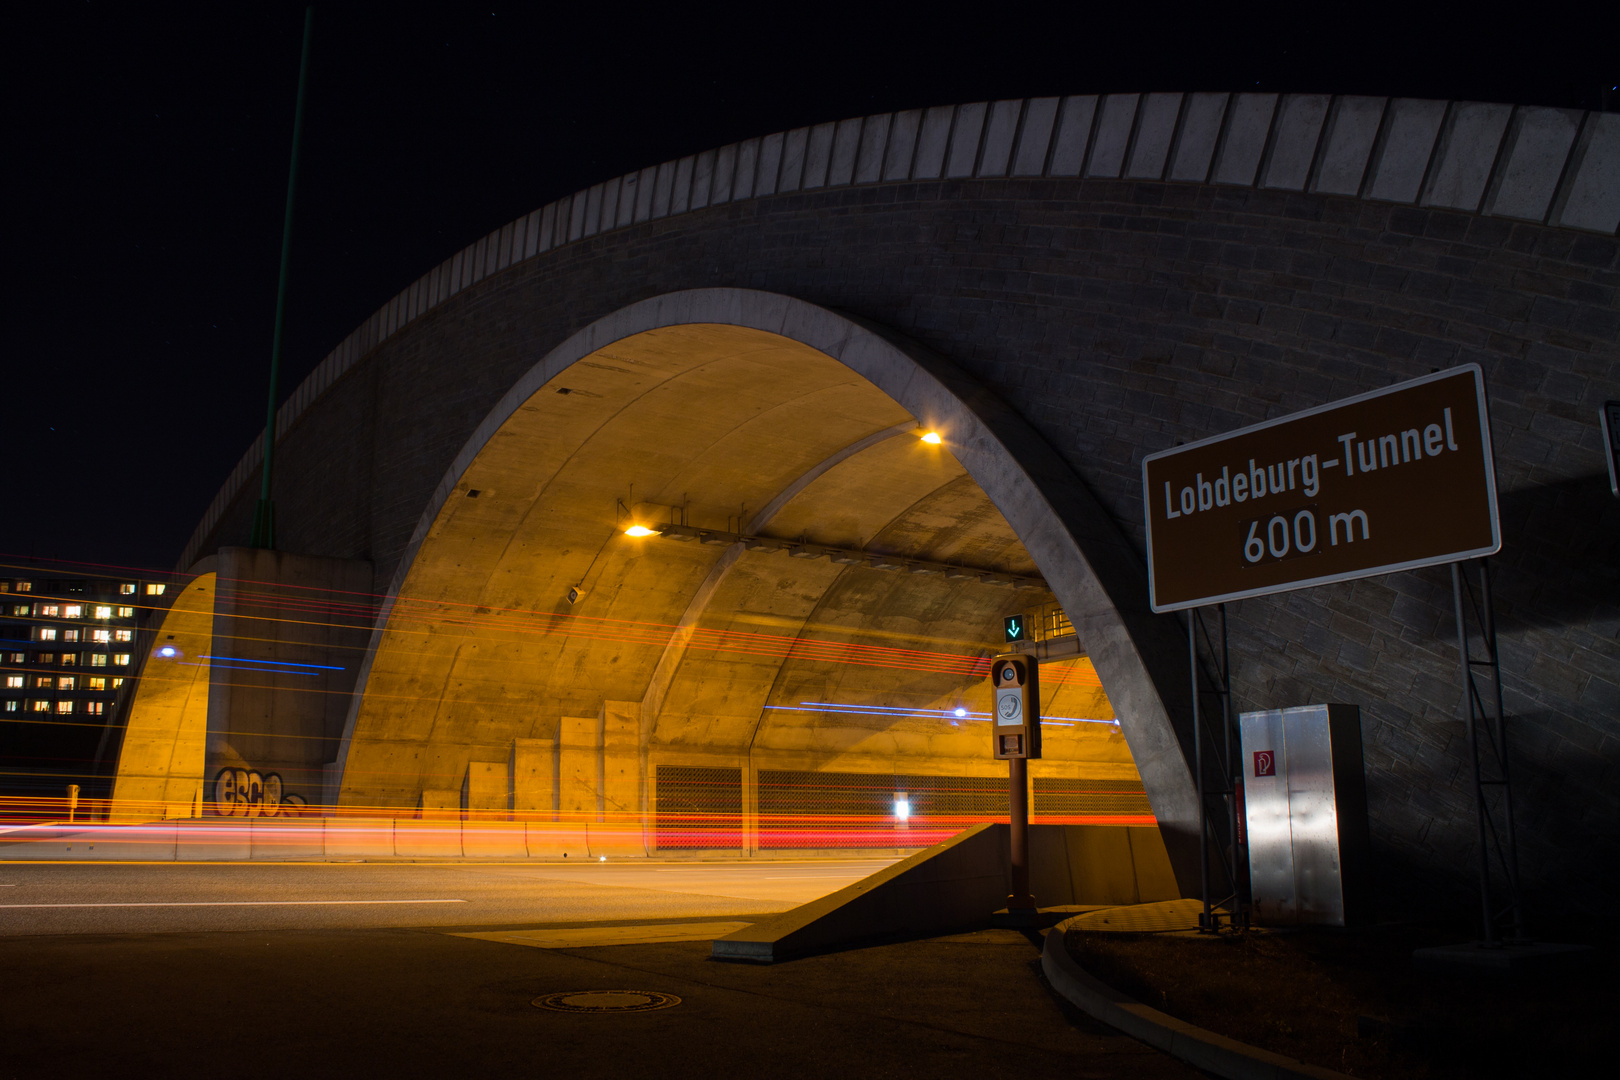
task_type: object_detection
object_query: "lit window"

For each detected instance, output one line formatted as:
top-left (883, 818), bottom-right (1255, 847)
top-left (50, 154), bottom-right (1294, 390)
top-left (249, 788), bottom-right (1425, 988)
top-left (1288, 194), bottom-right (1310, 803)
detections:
top-left (116, 606), bottom-right (134, 618)
top-left (145, 584), bottom-right (166, 596)
top-left (113, 653), bottom-right (131, 666)
top-left (3, 700), bottom-right (15, 712)
top-left (56, 700), bottom-right (73, 714)
top-left (5, 653), bottom-right (22, 663)
top-left (112, 677), bottom-right (124, 688)
top-left (63, 605), bottom-right (83, 619)
top-left (31, 699), bottom-right (49, 712)
top-left (94, 605), bottom-right (112, 619)
top-left (0, 583), bottom-right (7, 593)
top-left (60, 653), bottom-right (77, 666)
top-left (90, 653), bottom-right (107, 667)
top-left (33, 676), bottom-right (51, 689)
top-left (12, 605), bottom-right (28, 616)
top-left (36, 604), bottom-right (59, 617)
top-left (84, 701), bottom-right (104, 715)
top-left (92, 629), bottom-right (111, 643)
top-left (15, 582), bottom-right (31, 593)
top-left (114, 630), bottom-right (132, 642)
top-left (34, 627), bottom-right (57, 642)
top-left (35, 653), bottom-right (55, 664)
top-left (120, 583), bottom-right (135, 595)
top-left (58, 676), bottom-right (75, 690)
top-left (63, 629), bottom-right (80, 643)
top-left (87, 677), bottom-right (106, 691)
top-left (4, 676), bottom-right (21, 689)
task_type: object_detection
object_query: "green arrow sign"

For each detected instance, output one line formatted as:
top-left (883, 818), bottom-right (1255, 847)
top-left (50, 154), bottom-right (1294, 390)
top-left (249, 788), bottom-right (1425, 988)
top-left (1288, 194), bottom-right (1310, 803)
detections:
top-left (1004, 614), bottom-right (1029, 643)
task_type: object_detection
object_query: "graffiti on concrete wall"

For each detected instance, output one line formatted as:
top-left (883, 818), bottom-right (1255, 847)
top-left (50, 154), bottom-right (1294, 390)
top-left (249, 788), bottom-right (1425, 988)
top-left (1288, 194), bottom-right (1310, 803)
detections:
top-left (213, 767), bottom-right (309, 817)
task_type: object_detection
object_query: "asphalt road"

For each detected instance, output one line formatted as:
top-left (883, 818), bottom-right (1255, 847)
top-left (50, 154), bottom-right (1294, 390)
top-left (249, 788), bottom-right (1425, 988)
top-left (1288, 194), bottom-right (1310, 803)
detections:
top-left (0, 859), bottom-right (893, 935)
top-left (0, 923), bottom-right (1197, 1079)
top-left (0, 859), bottom-right (1198, 1078)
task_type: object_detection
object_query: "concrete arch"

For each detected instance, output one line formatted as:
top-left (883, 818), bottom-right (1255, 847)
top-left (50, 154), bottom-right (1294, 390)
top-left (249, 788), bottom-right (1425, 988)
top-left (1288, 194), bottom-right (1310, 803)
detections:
top-left (329, 289), bottom-right (1198, 884)
top-left (108, 563), bottom-right (217, 822)
top-left (176, 95), bottom-right (1620, 571)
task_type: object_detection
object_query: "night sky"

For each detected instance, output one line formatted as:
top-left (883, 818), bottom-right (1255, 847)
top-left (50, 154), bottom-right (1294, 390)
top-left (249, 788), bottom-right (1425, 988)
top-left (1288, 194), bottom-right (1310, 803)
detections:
top-left (6, 2), bottom-right (1615, 574)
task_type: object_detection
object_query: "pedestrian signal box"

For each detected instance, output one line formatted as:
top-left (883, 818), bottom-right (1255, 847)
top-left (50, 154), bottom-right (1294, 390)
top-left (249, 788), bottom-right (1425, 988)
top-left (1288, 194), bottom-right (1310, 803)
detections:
top-left (990, 653), bottom-right (1041, 760)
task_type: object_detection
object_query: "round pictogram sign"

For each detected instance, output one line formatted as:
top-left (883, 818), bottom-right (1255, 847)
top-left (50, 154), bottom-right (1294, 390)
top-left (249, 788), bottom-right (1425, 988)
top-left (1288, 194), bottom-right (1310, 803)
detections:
top-left (531, 990), bottom-right (681, 1013)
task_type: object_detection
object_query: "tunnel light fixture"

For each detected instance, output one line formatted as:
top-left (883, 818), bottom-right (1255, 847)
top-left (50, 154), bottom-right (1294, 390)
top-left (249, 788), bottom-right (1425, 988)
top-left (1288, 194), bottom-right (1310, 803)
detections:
top-left (624, 525), bottom-right (657, 537)
top-left (919, 431), bottom-right (943, 445)
top-left (893, 794), bottom-right (911, 822)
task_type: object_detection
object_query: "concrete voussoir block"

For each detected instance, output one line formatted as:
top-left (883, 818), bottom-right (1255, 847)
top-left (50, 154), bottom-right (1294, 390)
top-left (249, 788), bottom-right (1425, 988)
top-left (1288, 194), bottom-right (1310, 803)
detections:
top-left (777, 128), bottom-right (808, 191)
top-left (1167, 92), bottom-right (1228, 183)
top-left (1048, 95), bottom-right (1098, 177)
top-left (1211, 92), bottom-right (1277, 186)
top-left (884, 109), bottom-right (922, 181)
top-left (946, 102), bottom-right (987, 179)
top-left (756, 132), bottom-right (785, 195)
top-left (914, 105), bottom-right (956, 180)
top-left (1366, 98), bottom-right (1448, 204)
top-left (1421, 101), bottom-right (1512, 213)
top-left (802, 122), bottom-right (836, 189)
top-left (1549, 112), bottom-right (1620, 235)
top-left (690, 151), bottom-right (714, 210)
top-left (1012, 96), bottom-right (1059, 177)
top-left (1126, 93), bottom-right (1181, 180)
top-left (1261, 94), bottom-right (1330, 191)
top-left (977, 99), bottom-right (1022, 178)
top-left (854, 113), bottom-right (889, 184)
top-left (1087, 93), bottom-right (1139, 179)
top-left (828, 118), bottom-right (862, 187)
top-left (1484, 105), bottom-right (1582, 222)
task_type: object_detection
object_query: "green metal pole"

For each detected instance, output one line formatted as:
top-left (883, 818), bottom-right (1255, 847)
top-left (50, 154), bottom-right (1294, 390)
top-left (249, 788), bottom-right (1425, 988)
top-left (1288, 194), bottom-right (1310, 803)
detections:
top-left (249, 6), bottom-right (314, 550)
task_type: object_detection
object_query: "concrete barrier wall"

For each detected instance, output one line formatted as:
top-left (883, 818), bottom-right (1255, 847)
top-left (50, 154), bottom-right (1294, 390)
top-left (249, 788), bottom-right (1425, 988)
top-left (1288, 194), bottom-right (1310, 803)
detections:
top-left (713, 822), bottom-right (1181, 962)
top-left (0, 818), bottom-right (614, 861)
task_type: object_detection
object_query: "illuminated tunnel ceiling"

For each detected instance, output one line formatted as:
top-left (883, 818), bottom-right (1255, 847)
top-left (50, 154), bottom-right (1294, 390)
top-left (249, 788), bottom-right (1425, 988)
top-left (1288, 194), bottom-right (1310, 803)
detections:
top-left (338, 324), bottom-right (1125, 806)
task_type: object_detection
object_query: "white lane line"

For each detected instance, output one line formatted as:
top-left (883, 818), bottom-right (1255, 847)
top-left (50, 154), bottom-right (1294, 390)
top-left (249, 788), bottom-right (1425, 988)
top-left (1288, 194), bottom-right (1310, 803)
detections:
top-left (0, 899), bottom-right (468, 908)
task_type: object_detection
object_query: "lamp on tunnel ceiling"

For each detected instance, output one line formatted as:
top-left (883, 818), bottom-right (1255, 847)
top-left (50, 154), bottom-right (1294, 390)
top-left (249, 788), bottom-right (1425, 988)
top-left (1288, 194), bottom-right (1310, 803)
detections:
top-left (919, 430), bottom-right (943, 444)
top-left (624, 525), bottom-right (657, 537)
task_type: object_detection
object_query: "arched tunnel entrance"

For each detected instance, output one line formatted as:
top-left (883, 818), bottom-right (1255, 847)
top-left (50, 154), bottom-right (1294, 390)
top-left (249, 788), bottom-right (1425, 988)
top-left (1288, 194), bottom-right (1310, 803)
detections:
top-left (326, 292), bottom-right (1198, 876)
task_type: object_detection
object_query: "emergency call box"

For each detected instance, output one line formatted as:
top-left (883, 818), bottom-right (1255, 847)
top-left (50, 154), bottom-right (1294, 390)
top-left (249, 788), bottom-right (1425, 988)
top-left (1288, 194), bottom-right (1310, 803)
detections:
top-left (991, 653), bottom-right (1041, 760)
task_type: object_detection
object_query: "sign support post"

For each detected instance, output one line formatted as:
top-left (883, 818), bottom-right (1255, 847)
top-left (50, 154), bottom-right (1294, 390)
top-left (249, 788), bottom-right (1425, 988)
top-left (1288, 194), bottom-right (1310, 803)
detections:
top-left (1451, 559), bottom-right (1524, 944)
top-left (1189, 604), bottom-right (1241, 931)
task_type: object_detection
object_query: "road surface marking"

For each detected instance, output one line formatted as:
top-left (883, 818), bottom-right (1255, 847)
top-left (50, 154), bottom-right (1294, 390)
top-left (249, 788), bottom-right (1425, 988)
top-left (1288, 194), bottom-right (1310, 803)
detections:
top-left (454, 921), bottom-right (750, 948)
top-left (0, 899), bottom-right (468, 908)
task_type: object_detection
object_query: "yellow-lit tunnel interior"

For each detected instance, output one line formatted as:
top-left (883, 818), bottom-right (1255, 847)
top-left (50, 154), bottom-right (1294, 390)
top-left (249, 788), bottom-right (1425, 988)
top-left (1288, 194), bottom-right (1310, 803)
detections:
top-left (334, 323), bottom-right (1150, 850)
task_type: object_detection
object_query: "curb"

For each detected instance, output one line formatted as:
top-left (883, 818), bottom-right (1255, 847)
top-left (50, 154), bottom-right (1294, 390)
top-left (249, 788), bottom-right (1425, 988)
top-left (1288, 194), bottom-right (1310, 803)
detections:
top-left (1040, 927), bottom-right (1356, 1080)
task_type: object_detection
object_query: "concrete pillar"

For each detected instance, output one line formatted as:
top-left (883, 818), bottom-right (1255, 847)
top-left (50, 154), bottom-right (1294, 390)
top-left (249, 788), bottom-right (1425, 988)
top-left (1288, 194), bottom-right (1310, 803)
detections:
top-left (558, 715), bottom-right (600, 821)
top-left (510, 737), bottom-right (556, 820)
top-left (742, 757), bottom-right (759, 856)
top-left (601, 701), bottom-right (641, 825)
top-left (461, 761), bottom-right (508, 819)
top-left (418, 789), bottom-right (458, 820)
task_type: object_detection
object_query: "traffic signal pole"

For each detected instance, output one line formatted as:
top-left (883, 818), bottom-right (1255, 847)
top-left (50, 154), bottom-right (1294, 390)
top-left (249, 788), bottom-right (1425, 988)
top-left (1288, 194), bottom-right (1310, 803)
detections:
top-left (1008, 756), bottom-right (1034, 910)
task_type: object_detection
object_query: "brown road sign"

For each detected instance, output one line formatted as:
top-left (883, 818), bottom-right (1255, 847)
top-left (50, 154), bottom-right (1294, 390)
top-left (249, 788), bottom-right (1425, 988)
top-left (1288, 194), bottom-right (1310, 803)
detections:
top-left (1142, 364), bottom-right (1500, 613)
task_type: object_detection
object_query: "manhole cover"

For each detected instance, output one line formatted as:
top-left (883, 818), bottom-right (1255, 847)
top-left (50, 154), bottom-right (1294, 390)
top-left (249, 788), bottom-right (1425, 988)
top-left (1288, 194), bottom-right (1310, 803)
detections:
top-left (531, 990), bottom-right (681, 1013)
